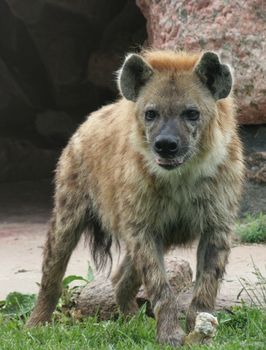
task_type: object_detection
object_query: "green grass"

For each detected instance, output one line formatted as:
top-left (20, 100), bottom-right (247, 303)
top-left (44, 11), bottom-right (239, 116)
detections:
top-left (1, 249), bottom-right (265, 350)
top-left (235, 213), bottom-right (266, 243)
top-left (239, 262), bottom-right (266, 308)
top-left (0, 306), bottom-right (265, 350)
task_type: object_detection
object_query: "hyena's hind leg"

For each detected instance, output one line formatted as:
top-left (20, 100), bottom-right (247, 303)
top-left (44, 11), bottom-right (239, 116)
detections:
top-left (27, 201), bottom-right (87, 327)
top-left (112, 253), bottom-right (142, 315)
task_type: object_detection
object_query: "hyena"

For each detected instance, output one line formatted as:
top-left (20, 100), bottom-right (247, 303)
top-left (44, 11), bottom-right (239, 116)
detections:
top-left (27, 50), bottom-right (244, 346)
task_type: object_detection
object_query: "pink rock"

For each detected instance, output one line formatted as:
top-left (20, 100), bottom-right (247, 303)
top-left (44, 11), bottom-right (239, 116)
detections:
top-left (137, 0), bottom-right (266, 124)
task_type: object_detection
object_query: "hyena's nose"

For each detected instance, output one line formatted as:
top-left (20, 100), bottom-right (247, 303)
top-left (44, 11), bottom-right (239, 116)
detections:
top-left (154, 136), bottom-right (179, 157)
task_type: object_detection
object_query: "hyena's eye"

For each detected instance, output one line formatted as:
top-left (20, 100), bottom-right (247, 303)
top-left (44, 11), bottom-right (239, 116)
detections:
top-left (145, 109), bottom-right (159, 122)
top-left (182, 108), bottom-right (200, 121)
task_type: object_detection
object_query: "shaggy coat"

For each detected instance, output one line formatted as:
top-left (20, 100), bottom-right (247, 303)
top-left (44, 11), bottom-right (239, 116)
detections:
top-left (27, 50), bottom-right (244, 347)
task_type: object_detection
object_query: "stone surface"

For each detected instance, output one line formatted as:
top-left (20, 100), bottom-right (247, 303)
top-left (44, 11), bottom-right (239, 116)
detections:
top-left (239, 125), bottom-right (266, 216)
top-left (246, 152), bottom-right (266, 184)
top-left (25, 5), bottom-right (99, 112)
top-left (0, 57), bottom-right (34, 128)
top-left (240, 181), bottom-right (266, 217)
top-left (137, 0), bottom-right (266, 124)
top-left (6, 0), bottom-right (45, 23)
top-left (0, 1), bottom-right (55, 112)
top-left (240, 125), bottom-right (266, 154)
top-left (0, 138), bottom-right (58, 182)
top-left (88, 52), bottom-right (121, 92)
top-left (35, 110), bottom-right (76, 144)
top-left (0, 0), bottom-right (146, 166)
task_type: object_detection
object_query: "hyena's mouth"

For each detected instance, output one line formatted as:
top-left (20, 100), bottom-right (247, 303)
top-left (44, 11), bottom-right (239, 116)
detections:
top-left (155, 157), bottom-right (184, 170)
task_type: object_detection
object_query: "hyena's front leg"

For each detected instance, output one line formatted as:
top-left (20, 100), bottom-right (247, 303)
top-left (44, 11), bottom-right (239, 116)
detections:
top-left (112, 253), bottom-right (142, 315)
top-left (186, 232), bottom-right (231, 331)
top-left (27, 204), bottom-right (86, 327)
top-left (132, 237), bottom-right (185, 347)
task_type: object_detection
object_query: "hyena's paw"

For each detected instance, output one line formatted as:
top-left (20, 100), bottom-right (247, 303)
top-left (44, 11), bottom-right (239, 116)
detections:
top-left (156, 301), bottom-right (185, 347)
top-left (26, 316), bottom-right (47, 328)
top-left (119, 299), bottom-right (139, 317)
top-left (186, 306), bottom-right (197, 333)
top-left (26, 308), bottom-right (52, 328)
top-left (157, 326), bottom-right (185, 347)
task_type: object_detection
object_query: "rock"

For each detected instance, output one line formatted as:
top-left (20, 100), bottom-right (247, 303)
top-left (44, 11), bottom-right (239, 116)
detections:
top-left (0, 0), bottom-right (55, 129)
top-left (88, 52), bottom-right (121, 92)
top-left (47, 0), bottom-right (125, 24)
top-left (241, 126), bottom-right (266, 183)
top-left (0, 56), bottom-right (37, 129)
top-left (26, 8), bottom-right (95, 87)
top-left (240, 181), bottom-right (266, 217)
top-left (6, 0), bottom-right (45, 23)
top-left (100, 0), bottom-right (146, 51)
top-left (0, 0), bottom-right (146, 153)
top-left (137, 0), bottom-right (266, 125)
top-left (76, 258), bottom-right (192, 320)
top-left (3, 0), bottom-right (115, 115)
top-left (0, 57), bottom-right (31, 118)
top-left (88, 1), bottom-right (146, 92)
top-left (0, 138), bottom-right (58, 182)
top-left (6, 0), bottom-right (118, 24)
top-left (240, 125), bottom-right (266, 154)
top-left (246, 152), bottom-right (266, 184)
top-left (35, 110), bottom-right (76, 142)
top-left (239, 125), bottom-right (266, 216)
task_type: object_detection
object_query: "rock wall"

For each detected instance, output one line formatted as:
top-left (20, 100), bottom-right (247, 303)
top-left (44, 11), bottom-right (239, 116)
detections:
top-left (137, 0), bottom-right (266, 125)
top-left (0, 0), bottom-right (265, 202)
top-left (136, 0), bottom-right (266, 214)
top-left (240, 125), bottom-right (266, 216)
top-left (0, 0), bottom-right (146, 181)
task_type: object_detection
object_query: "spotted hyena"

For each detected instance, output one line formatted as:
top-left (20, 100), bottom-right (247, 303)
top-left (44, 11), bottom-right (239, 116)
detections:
top-left (27, 50), bottom-right (244, 347)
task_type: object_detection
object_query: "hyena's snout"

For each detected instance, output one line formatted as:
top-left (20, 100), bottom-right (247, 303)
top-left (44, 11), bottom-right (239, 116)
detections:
top-left (153, 134), bottom-right (185, 170)
top-left (153, 135), bottom-right (179, 157)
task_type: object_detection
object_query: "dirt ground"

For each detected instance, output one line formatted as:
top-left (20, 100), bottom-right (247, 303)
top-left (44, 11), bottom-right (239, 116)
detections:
top-left (0, 180), bottom-right (265, 309)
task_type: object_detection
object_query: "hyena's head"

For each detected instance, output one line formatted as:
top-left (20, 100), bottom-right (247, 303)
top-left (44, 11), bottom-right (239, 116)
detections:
top-left (118, 51), bottom-right (233, 171)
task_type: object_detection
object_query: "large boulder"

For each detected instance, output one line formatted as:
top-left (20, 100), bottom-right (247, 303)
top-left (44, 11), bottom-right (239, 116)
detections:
top-left (137, 0), bottom-right (266, 125)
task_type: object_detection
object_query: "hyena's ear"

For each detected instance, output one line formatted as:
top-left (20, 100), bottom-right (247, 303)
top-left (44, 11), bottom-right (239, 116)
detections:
top-left (118, 54), bottom-right (154, 101)
top-left (194, 52), bottom-right (232, 100)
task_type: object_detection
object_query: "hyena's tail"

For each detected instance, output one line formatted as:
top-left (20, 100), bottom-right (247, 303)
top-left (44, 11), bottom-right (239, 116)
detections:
top-left (84, 212), bottom-right (119, 272)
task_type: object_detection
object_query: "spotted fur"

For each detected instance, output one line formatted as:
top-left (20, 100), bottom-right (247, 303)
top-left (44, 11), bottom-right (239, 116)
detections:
top-left (27, 50), bottom-right (244, 347)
